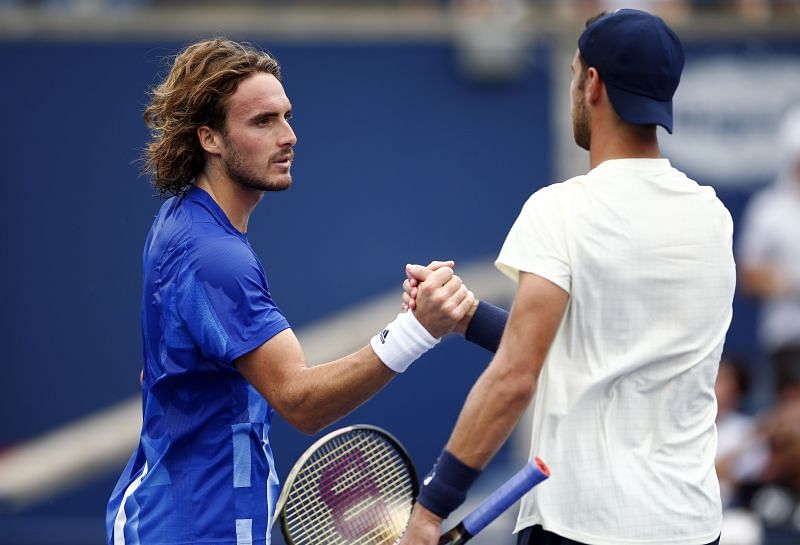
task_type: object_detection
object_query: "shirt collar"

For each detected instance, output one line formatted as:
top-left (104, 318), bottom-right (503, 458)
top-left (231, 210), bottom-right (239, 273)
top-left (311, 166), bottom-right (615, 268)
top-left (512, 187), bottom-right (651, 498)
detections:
top-left (185, 185), bottom-right (248, 240)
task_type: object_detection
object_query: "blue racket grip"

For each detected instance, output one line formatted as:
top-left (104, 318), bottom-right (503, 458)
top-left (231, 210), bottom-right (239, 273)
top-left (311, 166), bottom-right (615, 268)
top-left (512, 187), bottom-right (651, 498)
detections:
top-left (461, 458), bottom-right (550, 536)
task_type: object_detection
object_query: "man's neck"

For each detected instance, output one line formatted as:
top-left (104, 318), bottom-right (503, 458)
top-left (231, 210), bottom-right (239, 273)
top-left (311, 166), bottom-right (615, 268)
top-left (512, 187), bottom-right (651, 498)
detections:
top-left (195, 171), bottom-right (263, 233)
top-left (589, 121), bottom-right (661, 170)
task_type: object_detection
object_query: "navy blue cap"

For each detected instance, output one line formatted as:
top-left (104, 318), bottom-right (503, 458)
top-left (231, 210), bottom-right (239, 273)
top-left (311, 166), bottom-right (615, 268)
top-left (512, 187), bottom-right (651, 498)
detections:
top-left (578, 9), bottom-right (684, 133)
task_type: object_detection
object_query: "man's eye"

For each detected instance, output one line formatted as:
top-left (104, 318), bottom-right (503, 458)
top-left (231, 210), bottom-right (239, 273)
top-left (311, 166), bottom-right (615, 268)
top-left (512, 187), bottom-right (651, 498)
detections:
top-left (285, 113), bottom-right (293, 121)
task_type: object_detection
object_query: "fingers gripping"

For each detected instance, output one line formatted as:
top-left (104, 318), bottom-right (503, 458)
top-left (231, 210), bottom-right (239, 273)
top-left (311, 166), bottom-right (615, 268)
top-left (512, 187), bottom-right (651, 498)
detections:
top-left (420, 270), bottom-right (459, 307)
top-left (405, 260), bottom-right (455, 283)
top-left (425, 260), bottom-right (455, 270)
top-left (437, 283), bottom-right (470, 322)
top-left (402, 261), bottom-right (458, 315)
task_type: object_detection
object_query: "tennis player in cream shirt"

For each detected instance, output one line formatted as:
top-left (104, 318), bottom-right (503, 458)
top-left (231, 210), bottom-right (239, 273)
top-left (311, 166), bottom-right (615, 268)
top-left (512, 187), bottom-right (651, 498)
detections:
top-left (401, 9), bottom-right (734, 545)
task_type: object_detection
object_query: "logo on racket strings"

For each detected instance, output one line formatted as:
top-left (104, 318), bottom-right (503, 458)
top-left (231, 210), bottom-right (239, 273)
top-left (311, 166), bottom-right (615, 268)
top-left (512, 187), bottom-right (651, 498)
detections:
top-left (318, 449), bottom-right (392, 540)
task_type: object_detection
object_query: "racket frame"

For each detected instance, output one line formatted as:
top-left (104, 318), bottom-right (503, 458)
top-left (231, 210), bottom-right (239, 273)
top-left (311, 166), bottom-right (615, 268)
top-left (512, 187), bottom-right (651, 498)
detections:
top-left (274, 424), bottom-right (419, 545)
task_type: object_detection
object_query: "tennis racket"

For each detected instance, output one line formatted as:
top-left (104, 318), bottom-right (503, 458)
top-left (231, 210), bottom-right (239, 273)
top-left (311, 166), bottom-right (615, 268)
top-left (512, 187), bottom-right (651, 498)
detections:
top-left (274, 424), bottom-right (550, 545)
top-left (275, 424), bottom-right (418, 545)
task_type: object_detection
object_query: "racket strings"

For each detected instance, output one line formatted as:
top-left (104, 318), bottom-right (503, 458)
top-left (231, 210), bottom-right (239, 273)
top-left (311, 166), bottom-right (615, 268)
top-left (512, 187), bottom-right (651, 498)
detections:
top-left (286, 442), bottom-right (411, 543)
top-left (286, 433), bottom-right (401, 512)
top-left (287, 465), bottom-right (407, 540)
top-left (304, 464), bottom-right (414, 544)
top-left (286, 461), bottom-right (413, 542)
top-left (282, 429), bottom-right (415, 544)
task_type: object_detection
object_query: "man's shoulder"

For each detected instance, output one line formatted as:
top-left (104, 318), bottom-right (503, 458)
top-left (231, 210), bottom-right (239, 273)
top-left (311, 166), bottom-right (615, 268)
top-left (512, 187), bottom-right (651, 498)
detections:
top-left (676, 172), bottom-right (734, 223)
top-left (149, 202), bottom-right (259, 296)
top-left (154, 214), bottom-right (249, 265)
top-left (547, 174), bottom-right (587, 188)
top-left (184, 231), bottom-right (257, 272)
top-left (152, 193), bottom-right (233, 237)
top-left (524, 176), bottom-right (587, 207)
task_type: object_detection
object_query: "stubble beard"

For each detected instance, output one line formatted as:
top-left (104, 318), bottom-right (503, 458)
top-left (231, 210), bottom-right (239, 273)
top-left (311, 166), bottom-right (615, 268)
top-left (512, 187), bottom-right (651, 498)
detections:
top-left (572, 93), bottom-right (591, 152)
top-left (223, 140), bottom-right (292, 193)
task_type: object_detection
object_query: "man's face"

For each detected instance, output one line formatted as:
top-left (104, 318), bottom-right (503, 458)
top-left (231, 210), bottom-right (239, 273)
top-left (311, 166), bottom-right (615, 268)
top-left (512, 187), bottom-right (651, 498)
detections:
top-left (220, 72), bottom-right (297, 192)
top-left (570, 50), bottom-right (591, 151)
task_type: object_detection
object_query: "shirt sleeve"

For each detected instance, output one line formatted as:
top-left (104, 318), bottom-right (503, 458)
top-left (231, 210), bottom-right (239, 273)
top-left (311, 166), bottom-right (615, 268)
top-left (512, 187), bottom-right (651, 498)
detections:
top-left (495, 184), bottom-right (572, 294)
top-left (177, 237), bottom-right (291, 367)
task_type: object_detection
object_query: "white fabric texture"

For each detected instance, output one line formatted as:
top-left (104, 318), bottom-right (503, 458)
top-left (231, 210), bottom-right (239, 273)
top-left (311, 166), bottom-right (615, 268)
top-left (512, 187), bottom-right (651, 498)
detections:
top-left (370, 311), bottom-right (440, 373)
top-left (497, 158), bottom-right (735, 545)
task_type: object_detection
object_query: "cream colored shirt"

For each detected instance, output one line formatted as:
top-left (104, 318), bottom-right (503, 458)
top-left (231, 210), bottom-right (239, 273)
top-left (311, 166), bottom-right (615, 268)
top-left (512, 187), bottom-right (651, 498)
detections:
top-left (497, 159), bottom-right (734, 545)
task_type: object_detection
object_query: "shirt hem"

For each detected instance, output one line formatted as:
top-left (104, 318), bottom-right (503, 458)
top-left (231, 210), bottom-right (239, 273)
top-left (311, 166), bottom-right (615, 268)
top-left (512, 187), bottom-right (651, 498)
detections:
top-left (515, 516), bottom-right (720, 545)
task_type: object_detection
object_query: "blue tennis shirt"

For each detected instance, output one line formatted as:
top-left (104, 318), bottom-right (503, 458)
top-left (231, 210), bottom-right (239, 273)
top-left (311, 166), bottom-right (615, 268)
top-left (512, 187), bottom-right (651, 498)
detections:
top-left (106, 186), bottom-right (291, 545)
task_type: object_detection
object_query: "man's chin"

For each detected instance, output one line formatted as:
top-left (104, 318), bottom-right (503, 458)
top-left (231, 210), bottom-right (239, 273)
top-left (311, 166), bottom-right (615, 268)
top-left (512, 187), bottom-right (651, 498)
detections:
top-left (235, 175), bottom-right (292, 193)
top-left (572, 131), bottom-right (590, 151)
top-left (267, 177), bottom-right (292, 192)
top-left (257, 173), bottom-right (292, 192)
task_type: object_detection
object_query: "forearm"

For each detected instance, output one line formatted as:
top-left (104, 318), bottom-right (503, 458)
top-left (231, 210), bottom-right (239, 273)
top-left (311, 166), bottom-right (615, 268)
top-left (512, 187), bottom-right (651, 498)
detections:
top-left (293, 309), bottom-right (441, 431)
top-left (412, 353), bottom-right (537, 522)
top-left (237, 330), bottom-right (398, 435)
top-left (288, 346), bottom-right (394, 433)
top-left (445, 356), bottom-right (536, 468)
top-left (413, 272), bottom-right (566, 529)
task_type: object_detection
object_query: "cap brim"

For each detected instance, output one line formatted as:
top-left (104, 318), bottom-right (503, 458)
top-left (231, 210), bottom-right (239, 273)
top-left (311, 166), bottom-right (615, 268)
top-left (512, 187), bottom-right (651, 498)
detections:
top-left (605, 84), bottom-right (674, 134)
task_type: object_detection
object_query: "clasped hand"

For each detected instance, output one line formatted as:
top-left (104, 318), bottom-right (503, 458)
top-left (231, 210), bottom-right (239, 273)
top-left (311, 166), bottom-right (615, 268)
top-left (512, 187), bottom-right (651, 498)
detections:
top-left (401, 260), bottom-right (476, 338)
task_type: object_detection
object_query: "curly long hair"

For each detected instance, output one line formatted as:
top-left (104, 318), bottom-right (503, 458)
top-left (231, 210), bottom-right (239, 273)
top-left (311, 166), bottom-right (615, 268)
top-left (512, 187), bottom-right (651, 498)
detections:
top-left (143, 38), bottom-right (281, 197)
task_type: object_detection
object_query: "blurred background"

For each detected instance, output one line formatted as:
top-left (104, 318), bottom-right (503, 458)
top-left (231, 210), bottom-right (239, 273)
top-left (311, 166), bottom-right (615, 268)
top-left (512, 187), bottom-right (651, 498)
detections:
top-left (1, 1), bottom-right (799, 544)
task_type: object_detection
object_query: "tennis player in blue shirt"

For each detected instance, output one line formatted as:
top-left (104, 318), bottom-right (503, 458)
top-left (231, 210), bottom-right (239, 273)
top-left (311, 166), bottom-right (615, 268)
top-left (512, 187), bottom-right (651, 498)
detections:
top-left (106, 38), bottom-right (474, 545)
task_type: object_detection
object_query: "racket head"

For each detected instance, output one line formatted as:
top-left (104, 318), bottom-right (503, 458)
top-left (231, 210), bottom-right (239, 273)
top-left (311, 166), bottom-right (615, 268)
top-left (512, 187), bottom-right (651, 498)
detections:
top-left (275, 424), bottom-right (418, 545)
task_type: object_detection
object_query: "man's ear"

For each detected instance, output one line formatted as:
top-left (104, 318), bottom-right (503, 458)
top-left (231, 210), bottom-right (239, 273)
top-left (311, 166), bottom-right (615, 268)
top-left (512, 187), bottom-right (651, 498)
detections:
top-left (586, 67), bottom-right (603, 105)
top-left (197, 125), bottom-right (223, 155)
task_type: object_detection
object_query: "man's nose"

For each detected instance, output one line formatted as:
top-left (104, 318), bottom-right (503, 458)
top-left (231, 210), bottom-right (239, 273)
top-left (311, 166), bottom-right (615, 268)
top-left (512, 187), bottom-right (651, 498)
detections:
top-left (280, 121), bottom-right (297, 147)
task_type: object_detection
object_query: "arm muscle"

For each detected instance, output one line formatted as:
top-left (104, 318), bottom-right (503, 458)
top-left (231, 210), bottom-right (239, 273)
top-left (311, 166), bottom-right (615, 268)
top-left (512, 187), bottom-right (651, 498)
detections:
top-left (236, 330), bottom-right (394, 434)
top-left (446, 272), bottom-right (568, 467)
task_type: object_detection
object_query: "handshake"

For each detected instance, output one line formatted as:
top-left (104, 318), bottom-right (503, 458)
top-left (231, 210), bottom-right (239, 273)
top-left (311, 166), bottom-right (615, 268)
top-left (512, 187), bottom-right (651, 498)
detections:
top-left (372, 259), bottom-right (505, 375)
top-left (400, 260), bottom-right (477, 339)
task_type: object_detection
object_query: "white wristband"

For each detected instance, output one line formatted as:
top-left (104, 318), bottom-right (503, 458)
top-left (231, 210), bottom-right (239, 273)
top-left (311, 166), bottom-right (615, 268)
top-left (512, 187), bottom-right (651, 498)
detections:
top-left (370, 311), bottom-right (441, 373)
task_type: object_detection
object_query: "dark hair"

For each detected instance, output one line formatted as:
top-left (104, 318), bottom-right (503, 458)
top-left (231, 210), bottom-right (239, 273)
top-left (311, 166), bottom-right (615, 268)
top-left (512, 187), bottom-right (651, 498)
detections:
top-left (585, 11), bottom-right (608, 28)
top-left (142, 38), bottom-right (282, 197)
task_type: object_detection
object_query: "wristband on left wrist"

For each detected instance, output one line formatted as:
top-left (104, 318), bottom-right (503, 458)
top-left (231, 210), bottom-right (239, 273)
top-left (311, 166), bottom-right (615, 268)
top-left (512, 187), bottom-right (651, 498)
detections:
top-left (415, 449), bottom-right (481, 519)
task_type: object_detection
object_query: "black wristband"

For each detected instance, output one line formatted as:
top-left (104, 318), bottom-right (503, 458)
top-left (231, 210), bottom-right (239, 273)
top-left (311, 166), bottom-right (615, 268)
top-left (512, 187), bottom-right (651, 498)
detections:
top-left (415, 449), bottom-right (481, 519)
top-left (465, 300), bottom-right (509, 353)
